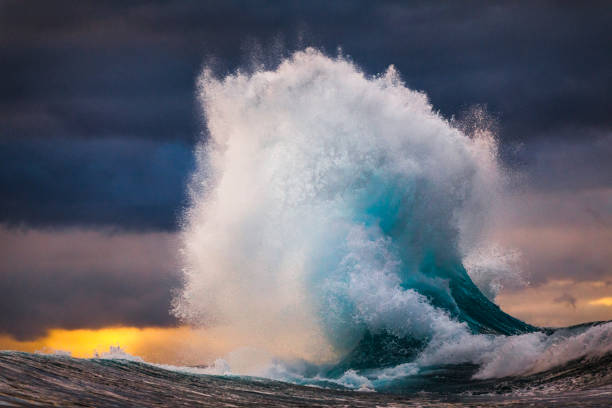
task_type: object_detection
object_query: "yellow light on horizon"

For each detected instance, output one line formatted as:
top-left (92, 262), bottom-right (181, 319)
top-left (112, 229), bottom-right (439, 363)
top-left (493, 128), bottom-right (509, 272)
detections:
top-left (0, 324), bottom-right (337, 368)
top-left (589, 297), bottom-right (612, 307)
top-left (0, 326), bottom-right (225, 365)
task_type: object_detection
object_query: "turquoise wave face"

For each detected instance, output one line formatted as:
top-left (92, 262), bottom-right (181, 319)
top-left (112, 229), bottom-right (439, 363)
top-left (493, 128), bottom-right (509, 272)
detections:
top-left (308, 168), bottom-right (535, 370)
top-left (341, 167), bottom-right (536, 336)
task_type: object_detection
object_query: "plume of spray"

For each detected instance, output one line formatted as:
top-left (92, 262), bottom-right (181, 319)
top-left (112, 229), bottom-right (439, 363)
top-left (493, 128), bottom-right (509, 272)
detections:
top-left (172, 48), bottom-right (517, 372)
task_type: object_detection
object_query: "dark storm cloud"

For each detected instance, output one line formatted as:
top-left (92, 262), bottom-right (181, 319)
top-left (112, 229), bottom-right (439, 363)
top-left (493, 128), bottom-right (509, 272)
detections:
top-left (554, 293), bottom-right (577, 309)
top-left (519, 131), bottom-right (612, 192)
top-left (0, 138), bottom-right (193, 230)
top-left (2, 1), bottom-right (611, 141)
top-left (0, 227), bottom-right (179, 340)
top-left (0, 0), bottom-right (611, 336)
top-left (1, 0), bottom-right (611, 229)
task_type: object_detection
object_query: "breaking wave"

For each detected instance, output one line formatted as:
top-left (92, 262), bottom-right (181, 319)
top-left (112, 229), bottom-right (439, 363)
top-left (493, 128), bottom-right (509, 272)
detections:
top-left (170, 48), bottom-right (612, 391)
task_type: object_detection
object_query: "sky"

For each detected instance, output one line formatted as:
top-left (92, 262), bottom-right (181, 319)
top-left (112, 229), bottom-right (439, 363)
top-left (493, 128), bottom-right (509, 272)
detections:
top-left (1, 1), bottom-right (611, 362)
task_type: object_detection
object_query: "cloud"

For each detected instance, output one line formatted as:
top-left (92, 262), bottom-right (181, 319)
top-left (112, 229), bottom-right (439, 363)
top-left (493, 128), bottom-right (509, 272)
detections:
top-left (497, 280), bottom-right (612, 327)
top-left (514, 131), bottom-right (612, 192)
top-left (0, 1), bottom-right (610, 334)
top-left (1, 1), bottom-right (611, 143)
top-left (554, 293), bottom-right (577, 309)
top-left (0, 138), bottom-right (193, 230)
top-left (590, 297), bottom-right (612, 307)
top-left (0, 226), bottom-right (180, 340)
top-left (1, 1), bottom-right (611, 231)
top-left (482, 180), bottom-right (612, 286)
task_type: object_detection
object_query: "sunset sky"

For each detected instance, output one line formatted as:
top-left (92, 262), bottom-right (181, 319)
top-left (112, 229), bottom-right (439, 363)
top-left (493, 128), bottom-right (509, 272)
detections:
top-left (1, 1), bottom-right (611, 364)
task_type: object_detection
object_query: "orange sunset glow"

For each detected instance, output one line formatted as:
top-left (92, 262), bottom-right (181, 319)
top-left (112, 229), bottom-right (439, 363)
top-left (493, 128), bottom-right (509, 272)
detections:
top-left (0, 327), bottom-right (222, 365)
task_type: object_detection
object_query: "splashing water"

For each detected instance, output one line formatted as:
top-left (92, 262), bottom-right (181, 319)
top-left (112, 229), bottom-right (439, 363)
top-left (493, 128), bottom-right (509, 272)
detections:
top-left (170, 48), bottom-right (612, 389)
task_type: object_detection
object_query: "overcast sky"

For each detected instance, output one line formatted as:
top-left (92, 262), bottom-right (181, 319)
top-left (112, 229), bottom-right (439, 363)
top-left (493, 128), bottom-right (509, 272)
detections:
top-left (1, 0), bottom-right (611, 339)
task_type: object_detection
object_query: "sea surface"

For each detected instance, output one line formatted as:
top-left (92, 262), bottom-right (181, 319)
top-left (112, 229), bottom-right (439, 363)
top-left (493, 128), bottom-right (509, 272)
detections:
top-left (1, 350), bottom-right (611, 407)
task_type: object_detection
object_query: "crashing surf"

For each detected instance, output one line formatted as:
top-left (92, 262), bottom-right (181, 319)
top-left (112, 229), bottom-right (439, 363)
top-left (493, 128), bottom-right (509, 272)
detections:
top-left (166, 48), bottom-right (612, 392)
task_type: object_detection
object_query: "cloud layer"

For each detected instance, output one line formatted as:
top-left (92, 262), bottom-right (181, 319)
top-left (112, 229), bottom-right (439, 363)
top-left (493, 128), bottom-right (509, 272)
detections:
top-left (0, 1), bottom-right (611, 335)
top-left (0, 227), bottom-right (179, 339)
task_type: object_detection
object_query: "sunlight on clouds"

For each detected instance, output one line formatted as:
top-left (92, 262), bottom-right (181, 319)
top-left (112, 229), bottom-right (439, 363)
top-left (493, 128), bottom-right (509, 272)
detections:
top-left (0, 324), bottom-right (338, 367)
top-left (0, 327), bottom-right (231, 365)
top-left (590, 297), bottom-right (612, 307)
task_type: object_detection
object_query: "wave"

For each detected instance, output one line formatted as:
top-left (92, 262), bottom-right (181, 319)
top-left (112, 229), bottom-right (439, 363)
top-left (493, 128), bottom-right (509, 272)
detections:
top-left (169, 48), bottom-right (612, 392)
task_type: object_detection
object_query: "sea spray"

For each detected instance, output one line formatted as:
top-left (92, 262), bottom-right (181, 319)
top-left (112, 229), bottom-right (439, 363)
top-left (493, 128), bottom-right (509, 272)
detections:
top-left (172, 48), bottom-right (526, 368)
top-left (171, 50), bottom-right (612, 388)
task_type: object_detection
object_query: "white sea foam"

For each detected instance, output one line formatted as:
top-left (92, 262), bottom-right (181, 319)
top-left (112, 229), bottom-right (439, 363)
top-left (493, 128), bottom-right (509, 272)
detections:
top-left (416, 322), bottom-right (612, 379)
top-left (94, 345), bottom-right (144, 362)
top-left (463, 244), bottom-right (525, 300)
top-left (35, 348), bottom-right (72, 357)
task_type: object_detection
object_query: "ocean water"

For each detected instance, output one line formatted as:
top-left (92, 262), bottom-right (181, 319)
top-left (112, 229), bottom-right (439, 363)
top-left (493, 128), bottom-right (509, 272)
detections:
top-left (1, 349), bottom-right (611, 407)
top-left (3, 49), bottom-right (611, 406)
